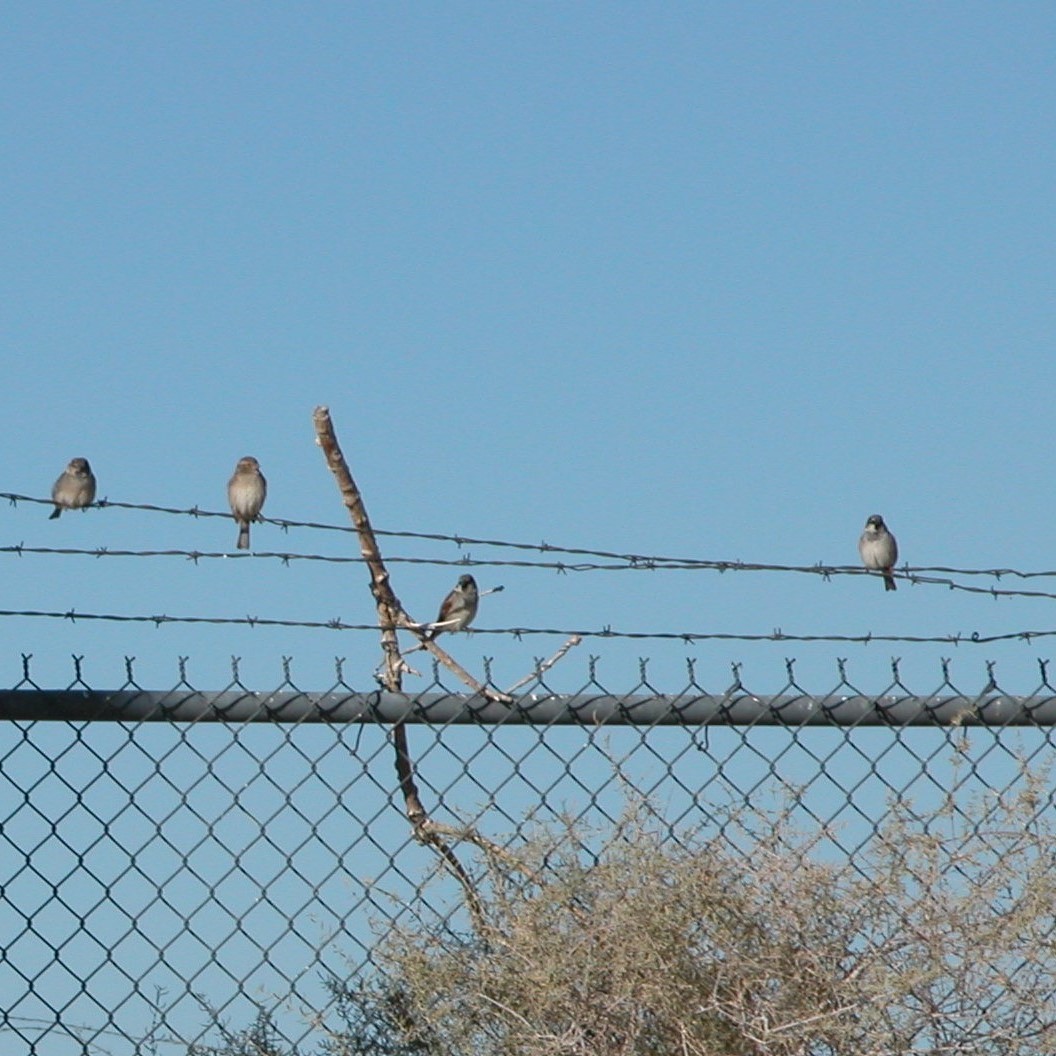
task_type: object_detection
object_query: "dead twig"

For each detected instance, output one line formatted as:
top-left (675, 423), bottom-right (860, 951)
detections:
top-left (422, 819), bottom-right (543, 883)
top-left (504, 635), bottom-right (583, 696)
top-left (417, 635), bottom-right (514, 703)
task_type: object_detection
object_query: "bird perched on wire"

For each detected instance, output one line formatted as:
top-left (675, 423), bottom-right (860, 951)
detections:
top-left (426, 574), bottom-right (479, 639)
top-left (49, 458), bottom-right (97, 519)
top-left (227, 456), bottom-right (267, 550)
top-left (858, 514), bottom-right (898, 591)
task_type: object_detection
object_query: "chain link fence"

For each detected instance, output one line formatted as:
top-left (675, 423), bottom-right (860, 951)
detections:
top-left (2, 656), bottom-right (1055, 1054)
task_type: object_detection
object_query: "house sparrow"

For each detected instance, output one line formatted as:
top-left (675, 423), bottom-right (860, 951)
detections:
top-left (49, 458), bottom-right (96, 519)
top-left (427, 574), bottom-right (479, 639)
top-left (227, 456), bottom-right (267, 550)
top-left (858, 514), bottom-right (898, 591)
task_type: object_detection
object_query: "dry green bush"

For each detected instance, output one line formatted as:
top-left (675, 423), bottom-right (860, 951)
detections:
top-left (363, 789), bottom-right (1056, 1056)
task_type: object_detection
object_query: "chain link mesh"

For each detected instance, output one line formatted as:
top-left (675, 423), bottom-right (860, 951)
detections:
top-left (1, 659), bottom-right (1054, 1053)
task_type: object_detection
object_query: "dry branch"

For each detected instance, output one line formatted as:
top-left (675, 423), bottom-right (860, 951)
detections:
top-left (417, 635), bottom-right (513, 703)
top-left (311, 406), bottom-right (582, 933)
top-left (312, 405), bottom-right (496, 932)
top-left (312, 406), bottom-right (426, 823)
top-left (503, 635), bottom-right (583, 696)
top-left (311, 406), bottom-right (406, 687)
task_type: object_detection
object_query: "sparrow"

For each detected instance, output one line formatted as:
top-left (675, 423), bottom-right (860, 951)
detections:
top-left (858, 514), bottom-right (898, 591)
top-left (49, 458), bottom-right (97, 519)
top-left (227, 456), bottom-right (267, 550)
top-left (427, 574), bottom-right (479, 639)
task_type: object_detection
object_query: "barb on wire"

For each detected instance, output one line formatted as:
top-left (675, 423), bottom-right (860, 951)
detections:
top-left (0, 605), bottom-right (1052, 646)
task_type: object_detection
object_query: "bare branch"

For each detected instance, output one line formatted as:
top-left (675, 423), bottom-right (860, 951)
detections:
top-left (415, 824), bottom-right (487, 934)
top-left (313, 407), bottom-right (426, 823)
top-left (422, 819), bottom-right (542, 882)
top-left (313, 404), bottom-right (497, 936)
top-left (312, 406), bottom-right (406, 691)
top-left (418, 635), bottom-right (513, 703)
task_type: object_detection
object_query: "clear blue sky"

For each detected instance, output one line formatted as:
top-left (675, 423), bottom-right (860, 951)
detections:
top-left (2, 6), bottom-right (1055, 1051)
top-left (3, 2), bottom-right (1055, 694)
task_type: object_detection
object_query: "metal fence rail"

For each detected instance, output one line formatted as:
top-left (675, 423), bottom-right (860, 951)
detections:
top-left (5, 689), bottom-right (1056, 725)
top-left (1, 661), bottom-right (1055, 1054)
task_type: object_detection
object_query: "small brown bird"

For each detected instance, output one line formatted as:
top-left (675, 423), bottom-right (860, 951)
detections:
top-left (858, 514), bottom-right (898, 591)
top-left (427, 574), bottom-right (479, 639)
top-left (227, 456), bottom-right (267, 550)
top-left (49, 458), bottom-right (97, 519)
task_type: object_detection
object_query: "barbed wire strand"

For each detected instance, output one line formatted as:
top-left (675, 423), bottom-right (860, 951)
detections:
top-left (0, 606), bottom-right (1050, 645)
top-left (4, 543), bottom-right (1056, 603)
top-left (6, 491), bottom-right (1056, 585)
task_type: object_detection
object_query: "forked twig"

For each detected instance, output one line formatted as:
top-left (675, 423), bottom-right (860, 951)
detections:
top-left (422, 819), bottom-right (543, 882)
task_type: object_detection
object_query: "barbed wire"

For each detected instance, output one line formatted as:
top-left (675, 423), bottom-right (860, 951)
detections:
top-left (0, 604), bottom-right (1051, 645)
top-left (5, 541), bottom-right (1056, 603)
top-left (7, 490), bottom-right (1056, 586)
